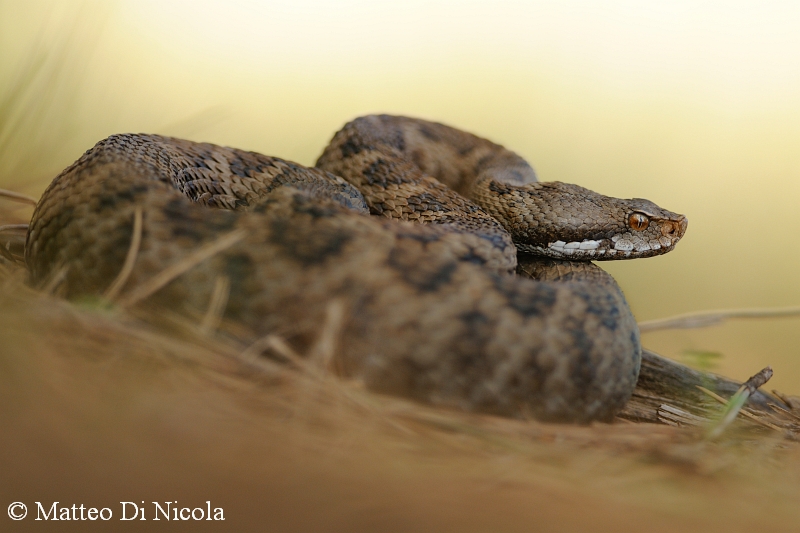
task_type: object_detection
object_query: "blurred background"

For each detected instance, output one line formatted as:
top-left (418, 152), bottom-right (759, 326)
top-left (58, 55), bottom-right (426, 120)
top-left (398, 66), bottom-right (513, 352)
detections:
top-left (2, 0), bottom-right (800, 390)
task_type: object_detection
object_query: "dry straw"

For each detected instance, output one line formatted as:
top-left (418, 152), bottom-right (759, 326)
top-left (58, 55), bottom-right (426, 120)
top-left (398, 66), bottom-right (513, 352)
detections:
top-left (116, 228), bottom-right (246, 308)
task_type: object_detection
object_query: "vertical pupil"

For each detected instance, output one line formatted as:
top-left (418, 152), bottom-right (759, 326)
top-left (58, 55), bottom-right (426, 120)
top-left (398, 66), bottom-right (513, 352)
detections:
top-left (630, 213), bottom-right (648, 230)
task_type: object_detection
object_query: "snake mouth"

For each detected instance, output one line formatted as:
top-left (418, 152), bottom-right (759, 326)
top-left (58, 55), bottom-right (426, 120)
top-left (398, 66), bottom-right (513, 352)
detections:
top-left (519, 233), bottom-right (682, 261)
top-left (516, 240), bottom-right (613, 260)
top-left (547, 239), bottom-right (604, 254)
top-left (544, 239), bottom-right (621, 260)
top-left (537, 214), bottom-right (687, 261)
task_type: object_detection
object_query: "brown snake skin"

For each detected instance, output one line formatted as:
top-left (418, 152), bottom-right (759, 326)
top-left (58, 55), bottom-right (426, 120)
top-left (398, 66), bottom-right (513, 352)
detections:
top-left (25, 115), bottom-right (687, 422)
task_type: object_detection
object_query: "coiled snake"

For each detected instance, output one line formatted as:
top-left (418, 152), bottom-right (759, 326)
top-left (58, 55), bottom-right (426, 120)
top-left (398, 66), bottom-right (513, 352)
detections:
top-left (25, 115), bottom-right (687, 422)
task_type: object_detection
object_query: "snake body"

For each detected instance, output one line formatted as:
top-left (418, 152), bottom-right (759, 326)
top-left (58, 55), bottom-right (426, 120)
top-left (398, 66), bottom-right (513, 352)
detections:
top-left (25, 115), bottom-right (686, 422)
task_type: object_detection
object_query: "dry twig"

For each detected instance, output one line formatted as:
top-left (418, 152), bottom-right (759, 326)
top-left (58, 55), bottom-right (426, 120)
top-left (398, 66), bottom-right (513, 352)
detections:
top-left (639, 307), bottom-right (800, 332)
top-left (0, 188), bottom-right (37, 206)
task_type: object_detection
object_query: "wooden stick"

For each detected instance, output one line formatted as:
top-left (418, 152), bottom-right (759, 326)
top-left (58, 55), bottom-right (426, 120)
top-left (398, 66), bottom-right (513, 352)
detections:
top-left (619, 350), bottom-right (787, 425)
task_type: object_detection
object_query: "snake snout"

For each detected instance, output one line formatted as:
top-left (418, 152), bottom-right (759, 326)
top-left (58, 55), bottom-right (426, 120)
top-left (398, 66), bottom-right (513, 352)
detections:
top-left (661, 215), bottom-right (687, 239)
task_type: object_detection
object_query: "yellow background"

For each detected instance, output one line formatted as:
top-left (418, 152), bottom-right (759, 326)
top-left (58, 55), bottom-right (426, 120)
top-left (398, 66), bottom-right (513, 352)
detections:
top-left (3, 0), bottom-right (800, 390)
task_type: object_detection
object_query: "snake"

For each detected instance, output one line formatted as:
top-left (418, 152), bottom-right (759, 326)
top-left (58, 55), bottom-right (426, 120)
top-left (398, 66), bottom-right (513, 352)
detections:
top-left (25, 115), bottom-right (687, 423)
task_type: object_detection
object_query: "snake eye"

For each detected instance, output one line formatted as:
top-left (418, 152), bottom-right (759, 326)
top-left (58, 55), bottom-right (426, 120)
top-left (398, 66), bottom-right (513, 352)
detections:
top-left (628, 212), bottom-right (649, 231)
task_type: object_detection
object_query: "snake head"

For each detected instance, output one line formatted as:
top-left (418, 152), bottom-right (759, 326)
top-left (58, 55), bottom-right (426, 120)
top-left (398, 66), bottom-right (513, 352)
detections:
top-left (587, 197), bottom-right (688, 260)
top-left (503, 182), bottom-right (688, 261)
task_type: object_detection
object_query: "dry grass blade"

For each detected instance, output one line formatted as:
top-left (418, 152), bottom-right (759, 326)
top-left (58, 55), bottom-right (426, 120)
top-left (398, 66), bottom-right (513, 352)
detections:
top-left (246, 334), bottom-right (334, 380)
top-left (698, 386), bottom-right (783, 431)
top-left (0, 224), bottom-right (29, 232)
top-left (704, 385), bottom-right (750, 439)
top-left (117, 228), bottom-right (246, 308)
top-left (703, 367), bottom-right (775, 439)
top-left (239, 335), bottom-right (274, 364)
top-left (239, 300), bottom-right (345, 375)
top-left (0, 52), bottom-right (46, 155)
top-left (41, 265), bottom-right (68, 295)
top-left (235, 335), bottom-right (308, 377)
top-left (0, 188), bottom-right (37, 206)
top-left (639, 306), bottom-right (800, 332)
top-left (199, 275), bottom-right (230, 335)
top-left (262, 335), bottom-right (309, 371)
top-left (239, 330), bottom-right (414, 433)
top-left (103, 207), bottom-right (142, 301)
top-left (0, 5), bottom-right (109, 186)
top-left (240, 334), bottom-right (324, 377)
top-left (768, 403), bottom-right (800, 424)
top-left (309, 299), bottom-right (345, 372)
top-left (770, 389), bottom-right (800, 410)
top-left (0, 224), bottom-right (27, 264)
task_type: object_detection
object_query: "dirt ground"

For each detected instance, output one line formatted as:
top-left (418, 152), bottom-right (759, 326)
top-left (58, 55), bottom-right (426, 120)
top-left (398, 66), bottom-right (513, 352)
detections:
top-left (3, 266), bottom-right (800, 533)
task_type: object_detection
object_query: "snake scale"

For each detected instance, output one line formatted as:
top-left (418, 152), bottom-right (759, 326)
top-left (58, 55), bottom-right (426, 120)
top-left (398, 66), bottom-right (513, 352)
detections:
top-left (25, 115), bottom-right (687, 423)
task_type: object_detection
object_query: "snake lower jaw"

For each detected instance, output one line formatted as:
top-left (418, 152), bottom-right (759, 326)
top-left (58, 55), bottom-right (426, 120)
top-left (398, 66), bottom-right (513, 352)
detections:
top-left (517, 239), bottom-right (684, 261)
